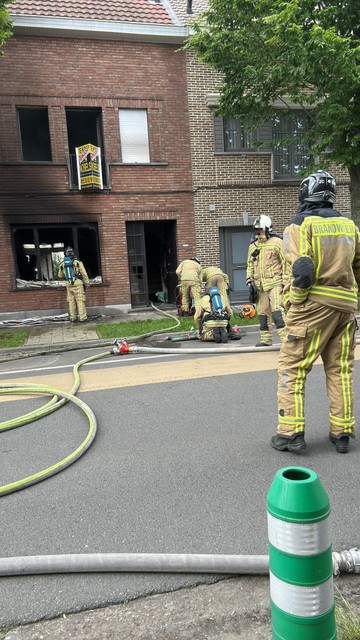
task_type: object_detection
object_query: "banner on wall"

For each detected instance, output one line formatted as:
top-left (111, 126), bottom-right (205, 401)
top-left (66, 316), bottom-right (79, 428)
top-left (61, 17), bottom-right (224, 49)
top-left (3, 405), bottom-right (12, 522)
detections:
top-left (75, 143), bottom-right (103, 190)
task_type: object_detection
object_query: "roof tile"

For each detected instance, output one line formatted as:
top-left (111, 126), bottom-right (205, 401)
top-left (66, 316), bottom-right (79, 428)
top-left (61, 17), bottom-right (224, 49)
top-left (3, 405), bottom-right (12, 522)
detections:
top-left (8, 0), bottom-right (173, 25)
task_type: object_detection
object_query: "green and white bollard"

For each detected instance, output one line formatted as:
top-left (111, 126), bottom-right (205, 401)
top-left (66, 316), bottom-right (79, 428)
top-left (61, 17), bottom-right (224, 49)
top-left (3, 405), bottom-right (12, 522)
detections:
top-left (267, 467), bottom-right (336, 640)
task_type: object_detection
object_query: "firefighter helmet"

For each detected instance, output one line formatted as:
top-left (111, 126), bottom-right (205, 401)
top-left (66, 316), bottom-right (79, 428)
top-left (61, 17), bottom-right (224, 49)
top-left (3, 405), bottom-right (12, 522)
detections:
top-left (299, 170), bottom-right (336, 204)
top-left (191, 257), bottom-right (201, 264)
top-left (65, 246), bottom-right (76, 258)
top-left (253, 215), bottom-right (272, 233)
top-left (241, 304), bottom-right (256, 319)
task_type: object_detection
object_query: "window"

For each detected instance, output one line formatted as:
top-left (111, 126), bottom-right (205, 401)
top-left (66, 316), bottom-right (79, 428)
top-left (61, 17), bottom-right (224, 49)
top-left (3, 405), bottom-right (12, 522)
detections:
top-left (17, 107), bottom-right (52, 161)
top-left (119, 109), bottom-right (150, 163)
top-left (12, 223), bottom-right (101, 286)
top-left (272, 111), bottom-right (311, 179)
top-left (223, 117), bottom-right (258, 151)
top-left (215, 110), bottom-right (311, 179)
top-left (66, 107), bottom-right (107, 188)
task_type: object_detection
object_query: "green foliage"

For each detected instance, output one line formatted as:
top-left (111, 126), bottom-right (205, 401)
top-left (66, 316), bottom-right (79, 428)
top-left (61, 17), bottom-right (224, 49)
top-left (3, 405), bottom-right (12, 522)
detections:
top-left (0, 1), bottom-right (12, 53)
top-left (96, 311), bottom-right (257, 340)
top-left (0, 330), bottom-right (28, 349)
top-left (336, 589), bottom-right (360, 640)
top-left (187, 0), bottom-right (360, 217)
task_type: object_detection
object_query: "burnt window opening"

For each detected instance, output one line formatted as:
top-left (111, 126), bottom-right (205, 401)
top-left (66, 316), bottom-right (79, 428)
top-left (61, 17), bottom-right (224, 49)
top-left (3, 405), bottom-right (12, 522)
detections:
top-left (66, 107), bottom-right (107, 188)
top-left (12, 223), bottom-right (101, 286)
top-left (17, 107), bottom-right (52, 162)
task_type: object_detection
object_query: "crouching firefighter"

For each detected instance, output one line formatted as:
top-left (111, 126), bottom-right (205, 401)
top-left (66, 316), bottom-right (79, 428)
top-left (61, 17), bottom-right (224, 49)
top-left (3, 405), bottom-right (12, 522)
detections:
top-left (246, 215), bottom-right (288, 346)
top-left (58, 247), bottom-right (90, 322)
top-left (195, 287), bottom-right (236, 343)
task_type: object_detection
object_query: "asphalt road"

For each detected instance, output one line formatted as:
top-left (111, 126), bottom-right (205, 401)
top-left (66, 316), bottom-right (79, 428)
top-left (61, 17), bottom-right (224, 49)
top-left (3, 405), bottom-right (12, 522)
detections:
top-left (0, 343), bottom-right (359, 627)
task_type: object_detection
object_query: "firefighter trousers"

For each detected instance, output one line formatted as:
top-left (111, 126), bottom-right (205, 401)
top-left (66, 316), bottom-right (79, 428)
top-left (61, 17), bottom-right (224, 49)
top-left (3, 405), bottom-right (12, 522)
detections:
top-left (180, 279), bottom-right (201, 313)
top-left (66, 280), bottom-right (87, 322)
top-left (257, 286), bottom-right (286, 344)
top-left (277, 300), bottom-right (356, 438)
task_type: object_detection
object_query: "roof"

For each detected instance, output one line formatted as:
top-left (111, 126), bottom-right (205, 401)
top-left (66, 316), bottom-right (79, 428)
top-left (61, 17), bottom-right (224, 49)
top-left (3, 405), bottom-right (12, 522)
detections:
top-left (8, 0), bottom-right (174, 25)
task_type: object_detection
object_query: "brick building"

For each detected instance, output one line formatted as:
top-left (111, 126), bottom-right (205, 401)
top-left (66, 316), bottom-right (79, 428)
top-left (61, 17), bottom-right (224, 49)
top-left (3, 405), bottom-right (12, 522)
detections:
top-left (171, 0), bottom-right (351, 302)
top-left (0, 0), bottom-right (195, 318)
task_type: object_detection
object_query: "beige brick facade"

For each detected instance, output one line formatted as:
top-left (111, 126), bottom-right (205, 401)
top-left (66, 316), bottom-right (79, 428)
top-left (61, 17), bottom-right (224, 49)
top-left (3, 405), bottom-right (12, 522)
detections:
top-left (186, 53), bottom-right (351, 270)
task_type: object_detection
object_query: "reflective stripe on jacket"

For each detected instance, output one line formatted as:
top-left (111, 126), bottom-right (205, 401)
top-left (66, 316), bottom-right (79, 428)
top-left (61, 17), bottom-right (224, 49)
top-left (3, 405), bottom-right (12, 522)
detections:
top-left (283, 205), bottom-right (360, 312)
top-left (246, 236), bottom-right (287, 291)
top-left (176, 259), bottom-right (202, 281)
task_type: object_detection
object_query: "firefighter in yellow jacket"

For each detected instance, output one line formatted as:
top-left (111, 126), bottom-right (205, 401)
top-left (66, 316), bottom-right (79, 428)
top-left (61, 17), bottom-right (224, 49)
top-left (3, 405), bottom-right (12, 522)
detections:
top-left (271, 170), bottom-right (360, 454)
top-left (246, 215), bottom-right (287, 346)
top-left (176, 257), bottom-right (202, 314)
top-left (194, 294), bottom-right (230, 343)
top-left (201, 266), bottom-right (233, 317)
top-left (58, 247), bottom-right (90, 322)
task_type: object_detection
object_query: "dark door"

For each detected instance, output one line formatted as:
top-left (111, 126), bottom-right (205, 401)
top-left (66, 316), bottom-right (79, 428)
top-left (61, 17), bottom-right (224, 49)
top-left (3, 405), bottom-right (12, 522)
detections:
top-left (221, 226), bottom-right (253, 302)
top-left (126, 222), bottom-right (149, 307)
top-left (126, 220), bottom-right (177, 307)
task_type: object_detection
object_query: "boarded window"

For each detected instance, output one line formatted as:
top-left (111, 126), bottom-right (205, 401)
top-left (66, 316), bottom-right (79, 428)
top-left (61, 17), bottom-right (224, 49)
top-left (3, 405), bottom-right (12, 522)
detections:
top-left (119, 109), bottom-right (150, 163)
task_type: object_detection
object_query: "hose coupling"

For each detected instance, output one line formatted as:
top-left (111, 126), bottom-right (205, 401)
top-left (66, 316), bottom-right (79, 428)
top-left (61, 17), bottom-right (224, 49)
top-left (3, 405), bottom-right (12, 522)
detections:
top-left (332, 548), bottom-right (360, 577)
top-left (111, 339), bottom-right (130, 356)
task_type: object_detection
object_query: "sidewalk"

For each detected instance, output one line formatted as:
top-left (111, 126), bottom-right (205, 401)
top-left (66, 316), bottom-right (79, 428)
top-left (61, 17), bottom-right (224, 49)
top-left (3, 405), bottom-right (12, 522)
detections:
top-left (0, 311), bottom-right (261, 361)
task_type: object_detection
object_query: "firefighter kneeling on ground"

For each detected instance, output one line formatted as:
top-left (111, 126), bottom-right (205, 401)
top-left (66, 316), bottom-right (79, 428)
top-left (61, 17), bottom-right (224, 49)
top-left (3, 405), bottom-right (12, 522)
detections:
top-left (194, 288), bottom-right (241, 343)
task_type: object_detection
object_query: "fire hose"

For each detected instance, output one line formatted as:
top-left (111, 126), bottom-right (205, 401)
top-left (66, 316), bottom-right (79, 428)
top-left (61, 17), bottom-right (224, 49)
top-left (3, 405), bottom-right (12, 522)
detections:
top-left (1, 321), bottom-right (360, 578)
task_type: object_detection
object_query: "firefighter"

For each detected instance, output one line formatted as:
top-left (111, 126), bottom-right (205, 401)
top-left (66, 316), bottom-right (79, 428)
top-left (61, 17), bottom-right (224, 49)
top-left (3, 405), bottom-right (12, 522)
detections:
top-left (175, 257), bottom-right (202, 314)
top-left (194, 293), bottom-right (230, 343)
top-left (271, 170), bottom-right (360, 454)
top-left (246, 215), bottom-right (287, 346)
top-left (58, 247), bottom-right (90, 322)
top-left (201, 266), bottom-right (233, 317)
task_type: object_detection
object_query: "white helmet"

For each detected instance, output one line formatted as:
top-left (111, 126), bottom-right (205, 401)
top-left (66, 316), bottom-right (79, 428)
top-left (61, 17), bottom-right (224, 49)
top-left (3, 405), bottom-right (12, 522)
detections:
top-left (253, 215), bottom-right (272, 233)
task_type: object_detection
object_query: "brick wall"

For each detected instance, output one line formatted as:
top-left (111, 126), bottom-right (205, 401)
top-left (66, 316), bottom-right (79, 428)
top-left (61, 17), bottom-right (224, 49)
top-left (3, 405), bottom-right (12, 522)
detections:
top-left (186, 54), bottom-right (351, 268)
top-left (0, 36), bottom-right (195, 314)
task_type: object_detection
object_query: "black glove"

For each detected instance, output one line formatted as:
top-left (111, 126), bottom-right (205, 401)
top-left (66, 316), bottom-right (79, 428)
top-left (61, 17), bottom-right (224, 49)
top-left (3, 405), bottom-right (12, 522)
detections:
top-left (248, 282), bottom-right (258, 304)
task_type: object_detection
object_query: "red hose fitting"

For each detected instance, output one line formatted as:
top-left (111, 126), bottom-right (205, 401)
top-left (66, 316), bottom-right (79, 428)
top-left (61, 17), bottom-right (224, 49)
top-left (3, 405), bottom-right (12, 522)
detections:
top-left (111, 339), bottom-right (130, 355)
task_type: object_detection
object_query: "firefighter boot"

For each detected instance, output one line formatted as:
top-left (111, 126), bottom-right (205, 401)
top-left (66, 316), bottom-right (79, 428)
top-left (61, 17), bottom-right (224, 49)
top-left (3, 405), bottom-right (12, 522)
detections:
top-left (271, 433), bottom-right (306, 452)
top-left (213, 327), bottom-right (222, 343)
top-left (329, 434), bottom-right (350, 454)
top-left (220, 327), bottom-right (228, 344)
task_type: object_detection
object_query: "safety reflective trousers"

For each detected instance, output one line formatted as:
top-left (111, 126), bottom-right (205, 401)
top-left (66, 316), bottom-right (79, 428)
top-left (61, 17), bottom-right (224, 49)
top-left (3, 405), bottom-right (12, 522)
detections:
top-left (277, 300), bottom-right (356, 438)
top-left (257, 286), bottom-right (286, 344)
top-left (66, 280), bottom-right (87, 321)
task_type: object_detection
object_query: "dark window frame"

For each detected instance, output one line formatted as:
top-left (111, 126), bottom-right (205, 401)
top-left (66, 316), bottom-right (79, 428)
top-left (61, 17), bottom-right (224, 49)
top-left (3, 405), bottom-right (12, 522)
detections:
top-left (215, 110), bottom-right (312, 180)
top-left (66, 107), bottom-right (108, 189)
top-left (17, 106), bottom-right (52, 162)
top-left (11, 222), bottom-right (101, 286)
top-left (223, 116), bottom-right (259, 152)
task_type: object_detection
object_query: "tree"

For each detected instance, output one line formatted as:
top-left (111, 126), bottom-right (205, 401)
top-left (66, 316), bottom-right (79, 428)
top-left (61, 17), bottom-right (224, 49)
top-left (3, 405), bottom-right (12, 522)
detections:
top-left (0, 0), bottom-right (12, 53)
top-left (186, 0), bottom-right (360, 222)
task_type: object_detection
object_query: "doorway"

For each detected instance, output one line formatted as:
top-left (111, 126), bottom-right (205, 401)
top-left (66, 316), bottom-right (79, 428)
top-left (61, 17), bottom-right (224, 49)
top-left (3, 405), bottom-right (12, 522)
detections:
top-left (220, 226), bottom-right (253, 302)
top-left (126, 220), bottom-right (177, 307)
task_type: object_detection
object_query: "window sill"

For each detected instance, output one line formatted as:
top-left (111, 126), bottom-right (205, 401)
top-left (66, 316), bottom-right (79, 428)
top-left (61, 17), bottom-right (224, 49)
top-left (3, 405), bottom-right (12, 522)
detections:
top-left (1, 161), bottom-right (64, 166)
top-left (214, 151), bottom-right (272, 156)
top-left (13, 278), bottom-right (108, 291)
top-left (110, 162), bottom-right (168, 166)
top-left (272, 177), bottom-right (303, 184)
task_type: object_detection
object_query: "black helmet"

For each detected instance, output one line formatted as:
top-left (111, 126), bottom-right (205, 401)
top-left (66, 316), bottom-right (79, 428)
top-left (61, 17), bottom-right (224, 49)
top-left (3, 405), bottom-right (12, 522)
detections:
top-left (65, 246), bottom-right (76, 258)
top-left (191, 257), bottom-right (201, 264)
top-left (299, 170), bottom-right (336, 204)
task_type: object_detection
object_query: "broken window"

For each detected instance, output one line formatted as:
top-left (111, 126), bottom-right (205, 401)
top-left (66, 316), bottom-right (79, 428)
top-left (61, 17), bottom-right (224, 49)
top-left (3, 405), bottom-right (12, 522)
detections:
top-left (12, 223), bottom-right (101, 287)
top-left (66, 107), bottom-right (107, 188)
top-left (17, 107), bottom-right (52, 162)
